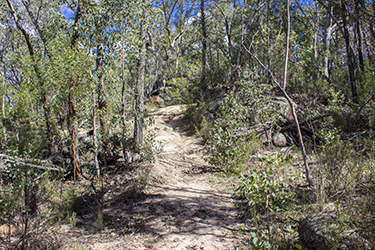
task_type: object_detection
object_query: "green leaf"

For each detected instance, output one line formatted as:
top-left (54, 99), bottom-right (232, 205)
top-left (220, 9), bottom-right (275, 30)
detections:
top-left (295, 243), bottom-right (302, 249)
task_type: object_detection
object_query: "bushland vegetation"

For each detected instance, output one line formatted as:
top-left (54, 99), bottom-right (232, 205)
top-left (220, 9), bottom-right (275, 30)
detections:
top-left (1, 0), bottom-right (374, 249)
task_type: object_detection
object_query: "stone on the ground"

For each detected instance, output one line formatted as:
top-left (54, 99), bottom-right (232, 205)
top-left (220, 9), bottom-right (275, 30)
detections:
top-left (272, 132), bottom-right (292, 147)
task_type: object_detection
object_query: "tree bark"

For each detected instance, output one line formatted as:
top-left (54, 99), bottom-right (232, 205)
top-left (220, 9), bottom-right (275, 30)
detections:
top-left (134, 1), bottom-right (148, 148)
top-left (96, 43), bottom-right (107, 149)
top-left (200, 0), bottom-right (207, 90)
top-left (93, 93), bottom-right (100, 178)
top-left (355, 0), bottom-right (364, 71)
top-left (341, 2), bottom-right (358, 102)
top-left (323, 5), bottom-right (334, 78)
top-left (2, 76), bottom-right (7, 143)
top-left (68, 78), bottom-right (79, 181)
top-left (121, 16), bottom-right (127, 135)
top-left (282, 0), bottom-right (290, 90)
top-left (68, 0), bottom-right (83, 181)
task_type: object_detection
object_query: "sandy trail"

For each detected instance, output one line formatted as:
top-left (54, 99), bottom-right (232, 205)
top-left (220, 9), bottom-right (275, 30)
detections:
top-left (62, 105), bottom-right (242, 250)
top-left (139, 105), bottom-right (241, 249)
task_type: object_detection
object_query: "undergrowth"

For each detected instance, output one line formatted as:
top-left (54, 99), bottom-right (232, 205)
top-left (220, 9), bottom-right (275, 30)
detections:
top-left (192, 79), bottom-right (375, 249)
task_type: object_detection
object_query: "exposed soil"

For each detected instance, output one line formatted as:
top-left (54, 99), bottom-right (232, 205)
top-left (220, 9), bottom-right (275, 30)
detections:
top-left (60, 105), bottom-right (243, 250)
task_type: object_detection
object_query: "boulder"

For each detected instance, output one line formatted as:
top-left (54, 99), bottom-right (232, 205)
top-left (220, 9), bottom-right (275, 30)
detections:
top-left (272, 132), bottom-right (292, 147)
top-left (146, 96), bottom-right (165, 107)
top-left (272, 96), bottom-right (296, 121)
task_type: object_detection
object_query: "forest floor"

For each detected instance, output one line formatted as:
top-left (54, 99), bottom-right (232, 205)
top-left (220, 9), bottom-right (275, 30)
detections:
top-left (60, 105), bottom-right (244, 250)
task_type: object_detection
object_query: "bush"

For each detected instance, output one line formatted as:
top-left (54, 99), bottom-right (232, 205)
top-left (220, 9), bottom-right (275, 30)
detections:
top-left (202, 79), bottom-right (278, 173)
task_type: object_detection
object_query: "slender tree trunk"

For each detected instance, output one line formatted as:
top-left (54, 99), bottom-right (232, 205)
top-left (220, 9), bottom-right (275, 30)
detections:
top-left (323, 5), bottom-right (334, 78)
top-left (341, 2), bottom-right (358, 101)
top-left (68, 0), bottom-right (83, 181)
top-left (68, 78), bottom-right (79, 181)
top-left (22, 0), bottom-right (51, 59)
top-left (282, 0), bottom-right (290, 90)
top-left (96, 43), bottom-right (107, 149)
top-left (284, 0), bottom-right (312, 186)
top-left (2, 77), bottom-right (7, 143)
top-left (134, 1), bottom-right (148, 148)
top-left (6, 0), bottom-right (53, 151)
top-left (93, 93), bottom-right (100, 178)
top-left (200, 0), bottom-right (207, 90)
top-left (121, 17), bottom-right (127, 133)
top-left (355, 0), bottom-right (364, 71)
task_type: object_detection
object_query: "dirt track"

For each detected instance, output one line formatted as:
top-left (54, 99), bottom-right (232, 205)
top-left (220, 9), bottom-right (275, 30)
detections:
top-left (62, 105), bottom-right (243, 250)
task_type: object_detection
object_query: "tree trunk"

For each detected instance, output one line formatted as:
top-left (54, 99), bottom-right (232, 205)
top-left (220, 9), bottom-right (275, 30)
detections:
top-left (284, 0), bottom-right (312, 186)
top-left (355, 0), bottom-right (364, 71)
top-left (282, 0), bottom-right (290, 90)
top-left (96, 43), bottom-right (107, 149)
top-left (2, 76), bottom-right (7, 143)
top-left (242, 0), bottom-right (313, 186)
top-left (68, 0), bottom-right (83, 181)
top-left (134, 1), bottom-right (148, 148)
top-left (200, 0), bottom-right (207, 90)
top-left (68, 78), bottom-right (80, 181)
top-left (6, 0), bottom-right (53, 152)
top-left (341, 2), bottom-right (358, 102)
top-left (121, 16), bottom-right (127, 134)
top-left (22, 0), bottom-right (51, 59)
top-left (323, 5), bottom-right (334, 78)
top-left (93, 93), bottom-right (100, 178)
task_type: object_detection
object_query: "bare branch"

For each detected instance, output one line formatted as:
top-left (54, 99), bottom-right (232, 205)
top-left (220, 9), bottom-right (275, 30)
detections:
top-left (0, 154), bottom-right (62, 172)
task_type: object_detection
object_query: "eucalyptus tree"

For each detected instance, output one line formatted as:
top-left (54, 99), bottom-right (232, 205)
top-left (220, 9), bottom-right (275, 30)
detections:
top-left (4, 0), bottom-right (54, 152)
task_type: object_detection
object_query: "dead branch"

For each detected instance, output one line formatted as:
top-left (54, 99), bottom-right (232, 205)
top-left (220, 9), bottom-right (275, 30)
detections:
top-left (0, 154), bottom-right (62, 172)
top-left (280, 114), bottom-right (331, 132)
top-left (146, 31), bottom-right (167, 68)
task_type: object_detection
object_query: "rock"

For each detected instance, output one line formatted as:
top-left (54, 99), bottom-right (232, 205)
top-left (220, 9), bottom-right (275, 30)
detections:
top-left (272, 132), bottom-right (292, 147)
top-left (298, 213), bottom-right (371, 250)
top-left (0, 224), bottom-right (25, 236)
top-left (146, 96), bottom-right (165, 107)
top-left (272, 96), bottom-right (296, 121)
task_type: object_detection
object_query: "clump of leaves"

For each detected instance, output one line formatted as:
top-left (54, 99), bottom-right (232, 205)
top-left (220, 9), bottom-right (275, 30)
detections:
top-left (235, 165), bottom-right (296, 213)
top-left (203, 79), bottom-right (278, 173)
top-left (233, 153), bottom-right (300, 249)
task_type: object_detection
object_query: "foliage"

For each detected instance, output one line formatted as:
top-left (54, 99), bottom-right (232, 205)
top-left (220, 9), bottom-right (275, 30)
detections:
top-left (314, 129), bottom-right (372, 200)
top-left (203, 78), bottom-right (279, 173)
top-left (1, 0), bottom-right (375, 247)
top-left (235, 165), bottom-right (296, 212)
top-left (0, 148), bottom-right (64, 248)
top-left (233, 153), bottom-right (300, 249)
